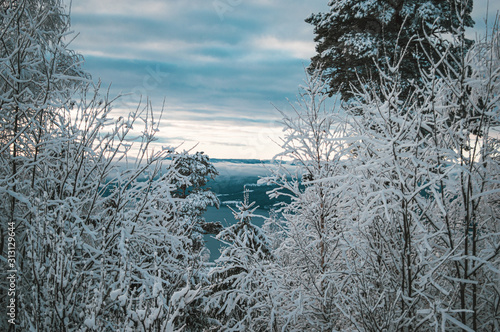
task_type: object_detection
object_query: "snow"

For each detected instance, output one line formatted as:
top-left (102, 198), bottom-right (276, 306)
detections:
top-left (110, 289), bottom-right (121, 301)
top-left (84, 316), bottom-right (96, 329)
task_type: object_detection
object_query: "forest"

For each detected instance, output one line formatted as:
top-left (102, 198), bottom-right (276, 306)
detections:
top-left (0, 0), bottom-right (499, 331)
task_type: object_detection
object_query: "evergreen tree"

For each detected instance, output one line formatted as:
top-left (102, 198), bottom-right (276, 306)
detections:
top-left (206, 188), bottom-right (275, 331)
top-left (170, 151), bottom-right (222, 255)
top-left (306, 0), bottom-right (474, 100)
top-left (171, 151), bottom-right (218, 199)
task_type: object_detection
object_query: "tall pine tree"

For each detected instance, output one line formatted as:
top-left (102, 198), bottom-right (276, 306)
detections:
top-left (306, 0), bottom-right (474, 100)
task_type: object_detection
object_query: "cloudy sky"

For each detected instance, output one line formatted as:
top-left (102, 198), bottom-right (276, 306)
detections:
top-left (67, 0), bottom-right (499, 159)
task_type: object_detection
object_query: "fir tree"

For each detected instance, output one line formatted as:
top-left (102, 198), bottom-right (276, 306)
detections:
top-left (206, 188), bottom-right (274, 331)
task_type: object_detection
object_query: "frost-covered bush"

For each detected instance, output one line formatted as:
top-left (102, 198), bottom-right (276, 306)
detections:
top-left (257, 71), bottom-right (352, 331)
top-left (1, 81), bottom-right (219, 331)
top-left (261, 17), bottom-right (500, 332)
top-left (0, 1), bottom-right (219, 330)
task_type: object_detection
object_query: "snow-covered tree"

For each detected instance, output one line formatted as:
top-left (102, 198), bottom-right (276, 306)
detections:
top-left (206, 188), bottom-right (276, 331)
top-left (170, 151), bottom-right (222, 256)
top-left (0, 0), bottom-right (87, 326)
top-left (258, 72), bottom-right (353, 331)
top-left (3, 83), bottom-right (220, 330)
top-left (306, 0), bottom-right (474, 100)
top-left (415, 18), bottom-right (500, 330)
top-left (0, 1), bottom-right (221, 330)
top-left (264, 15), bottom-right (499, 331)
top-left (171, 151), bottom-right (218, 199)
top-left (338, 18), bottom-right (499, 330)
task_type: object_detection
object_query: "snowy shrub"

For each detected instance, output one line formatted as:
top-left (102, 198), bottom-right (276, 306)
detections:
top-left (262, 14), bottom-right (500, 332)
top-left (0, 1), bottom-right (219, 330)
